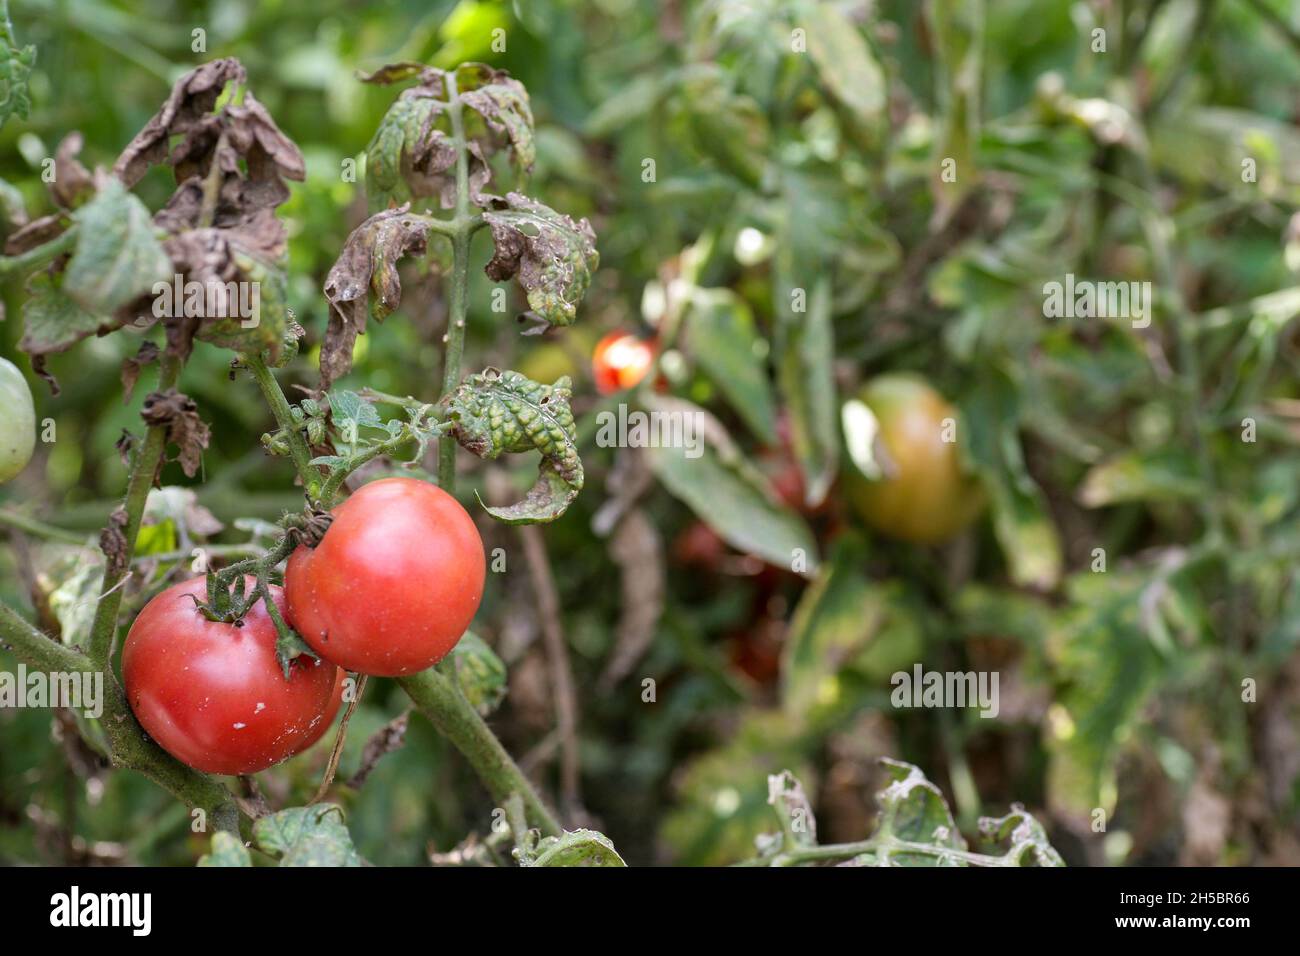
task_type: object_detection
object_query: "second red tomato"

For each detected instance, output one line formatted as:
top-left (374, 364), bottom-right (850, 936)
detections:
top-left (284, 477), bottom-right (486, 676)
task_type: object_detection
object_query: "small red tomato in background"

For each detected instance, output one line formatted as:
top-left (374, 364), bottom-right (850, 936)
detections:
top-left (285, 477), bottom-right (486, 676)
top-left (122, 577), bottom-right (343, 775)
top-left (592, 331), bottom-right (655, 395)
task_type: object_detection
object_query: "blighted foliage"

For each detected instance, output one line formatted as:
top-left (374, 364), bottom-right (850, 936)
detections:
top-left (752, 761), bottom-right (1063, 867)
top-left (440, 368), bottom-right (583, 524)
top-left (10, 57), bottom-right (304, 390)
top-left (320, 61), bottom-right (597, 382)
top-left (483, 192), bottom-right (599, 332)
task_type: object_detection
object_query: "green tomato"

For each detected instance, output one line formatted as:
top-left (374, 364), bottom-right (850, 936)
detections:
top-left (0, 357), bottom-right (36, 483)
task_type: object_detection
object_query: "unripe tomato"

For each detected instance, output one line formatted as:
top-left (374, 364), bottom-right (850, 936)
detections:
top-left (0, 357), bottom-right (36, 483)
top-left (122, 577), bottom-right (344, 775)
top-left (592, 331), bottom-right (654, 395)
top-left (843, 373), bottom-right (984, 543)
top-left (284, 477), bottom-right (486, 676)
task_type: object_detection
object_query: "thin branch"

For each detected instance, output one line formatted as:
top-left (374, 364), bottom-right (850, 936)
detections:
top-left (86, 350), bottom-right (183, 667)
top-left (0, 508), bottom-right (88, 545)
top-left (311, 674), bottom-right (367, 804)
top-left (518, 525), bottom-right (582, 818)
top-left (244, 352), bottom-right (322, 501)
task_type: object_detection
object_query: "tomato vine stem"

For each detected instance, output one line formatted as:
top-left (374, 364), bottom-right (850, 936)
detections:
top-left (86, 349), bottom-right (183, 668)
top-left (244, 351), bottom-right (323, 502)
top-left (399, 666), bottom-right (563, 837)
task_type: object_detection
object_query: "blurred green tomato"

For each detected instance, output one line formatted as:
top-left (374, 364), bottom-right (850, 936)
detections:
top-left (0, 357), bottom-right (36, 483)
top-left (843, 373), bottom-right (984, 543)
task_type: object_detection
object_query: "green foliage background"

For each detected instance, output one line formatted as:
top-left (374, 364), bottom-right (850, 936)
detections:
top-left (3, 0), bottom-right (1300, 865)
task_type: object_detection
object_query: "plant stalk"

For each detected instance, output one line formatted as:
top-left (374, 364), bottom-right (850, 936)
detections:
top-left (244, 352), bottom-right (322, 501)
top-left (399, 667), bottom-right (562, 837)
top-left (86, 351), bottom-right (182, 667)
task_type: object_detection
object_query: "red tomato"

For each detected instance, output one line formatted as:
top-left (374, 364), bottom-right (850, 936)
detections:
top-left (284, 477), bottom-right (486, 676)
top-left (592, 331), bottom-right (655, 395)
top-left (122, 577), bottom-right (343, 775)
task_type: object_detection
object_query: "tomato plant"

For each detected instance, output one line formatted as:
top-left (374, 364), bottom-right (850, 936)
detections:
top-left (122, 578), bottom-right (343, 775)
top-left (285, 477), bottom-right (486, 676)
top-left (843, 374), bottom-right (985, 544)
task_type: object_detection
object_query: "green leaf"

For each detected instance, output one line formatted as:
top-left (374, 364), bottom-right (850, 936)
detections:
top-left (64, 178), bottom-right (171, 315)
top-left (871, 758), bottom-right (968, 866)
top-left (977, 807), bottom-right (1065, 867)
top-left (526, 829), bottom-right (626, 867)
top-left (676, 65), bottom-right (769, 190)
top-left (328, 389), bottom-right (383, 433)
top-left (643, 396), bottom-right (817, 573)
top-left (441, 368), bottom-right (583, 523)
top-left (482, 192), bottom-right (599, 330)
top-left (19, 271), bottom-right (105, 359)
top-left (197, 831), bottom-right (252, 867)
top-left (0, 18), bottom-right (35, 128)
top-left (1045, 571), bottom-right (1164, 820)
top-left (457, 63), bottom-right (535, 173)
top-left (684, 289), bottom-right (776, 443)
top-left (962, 368), bottom-right (1063, 589)
top-left (805, 3), bottom-right (886, 134)
top-left (46, 548), bottom-right (103, 646)
top-left (780, 535), bottom-right (922, 724)
top-left (364, 94), bottom-right (445, 211)
top-left (451, 631), bottom-right (507, 716)
top-left (253, 804), bottom-right (363, 867)
top-left (773, 270), bottom-right (838, 507)
top-left (1078, 450), bottom-right (1202, 507)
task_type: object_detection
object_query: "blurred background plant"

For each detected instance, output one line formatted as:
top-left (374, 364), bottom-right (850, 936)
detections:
top-left (3, 0), bottom-right (1300, 866)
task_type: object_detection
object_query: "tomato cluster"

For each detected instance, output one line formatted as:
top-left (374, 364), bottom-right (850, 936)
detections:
top-left (123, 477), bottom-right (486, 775)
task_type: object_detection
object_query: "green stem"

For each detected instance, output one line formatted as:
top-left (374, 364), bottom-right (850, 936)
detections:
top-left (244, 352), bottom-right (322, 502)
top-left (758, 835), bottom-right (1021, 868)
top-left (0, 598), bottom-right (239, 832)
top-left (86, 351), bottom-right (182, 667)
top-left (0, 227), bottom-right (77, 281)
top-left (399, 667), bottom-right (562, 837)
top-left (437, 69), bottom-right (473, 493)
top-left (0, 508), bottom-right (88, 545)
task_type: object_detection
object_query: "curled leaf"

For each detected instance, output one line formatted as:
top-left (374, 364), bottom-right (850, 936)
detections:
top-left (483, 192), bottom-right (598, 329)
top-left (363, 62), bottom-right (533, 211)
top-left (441, 368), bottom-right (583, 524)
top-left (140, 388), bottom-right (211, 478)
top-left (113, 58), bottom-right (248, 187)
top-left (50, 133), bottom-right (95, 210)
top-left (320, 204), bottom-right (433, 388)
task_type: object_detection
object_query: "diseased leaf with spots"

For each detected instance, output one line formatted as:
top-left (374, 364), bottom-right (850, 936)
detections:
top-left (526, 829), bottom-right (626, 867)
top-left (252, 804), bottom-right (363, 867)
top-left (440, 368), bottom-right (583, 524)
top-left (197, 831), bottom-right (252, 867)
top-left (483, 192), bottom-right (598, 330)
top-left (321, 204), bottom-right (433, 388)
